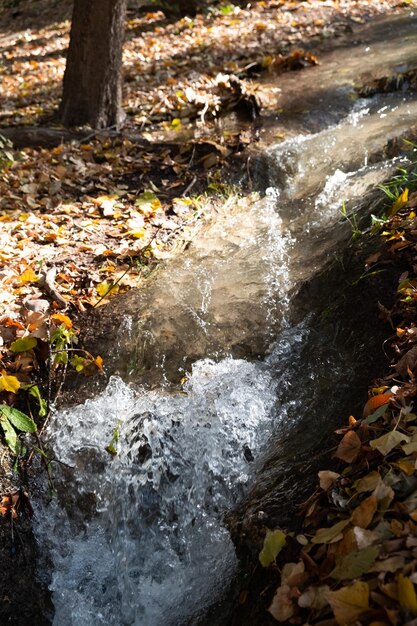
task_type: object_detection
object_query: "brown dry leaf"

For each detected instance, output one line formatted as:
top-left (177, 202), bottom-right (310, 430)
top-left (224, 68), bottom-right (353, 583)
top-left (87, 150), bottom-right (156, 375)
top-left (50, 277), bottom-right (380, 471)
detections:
top-left (282, 560), bottom-right (306, 587)
top-left (350, 495), bottom-right (378, 529)
top-left (395, 345), bottom-right (417, 377)
top-left (353, 526), bottom-right (379, 550)
top-left (372, 480), bottom-right (395, 508)
top-left (298, 585), bottom-right (330, 611)
top-left (334, 430), bottom-right (361, 463)
top-left (318, 470), bottom-right (340, 490)
top-left (355, 471), bottom-right (381, 494)
top-left (370, 555), bottom-right (406, 573)
top-left (325, 581), bottom-right (369, 625)
top-left (333, 528), bottom-right (358, 559)
top-left (268, 584), bottom-right (295, 622)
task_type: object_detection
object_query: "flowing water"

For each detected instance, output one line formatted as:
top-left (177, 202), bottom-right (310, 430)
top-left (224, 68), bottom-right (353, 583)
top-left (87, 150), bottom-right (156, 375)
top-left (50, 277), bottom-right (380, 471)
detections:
top-left (34, 11), bottom-right (417, 626)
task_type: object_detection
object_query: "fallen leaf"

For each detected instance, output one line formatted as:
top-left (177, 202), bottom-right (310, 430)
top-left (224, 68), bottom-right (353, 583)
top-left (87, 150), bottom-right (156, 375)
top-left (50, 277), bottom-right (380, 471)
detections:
top-left (51, 313), bottom-right (73, 329)
top-left (353, 526), bottom-right (379, 549)
top-left (0, 371), bottom-right (20, 394)
top-left (282, 560), bottom-right (305, 587)
top-left (355, 472), bottom-right (381, 493)
top-left (259, 529), bottom-right (286, 567)
top-left (325, 581), bottom-right (369, 625)
top-left (363, 393), bottom-right (391, 418)
top-left (312, 519), bottom-right (350, 545)
top-left (298, 585), bottom-right (330, 611)
top-left (330, 545), bottom-right (379, 580)
top-left (370, 430), bottom-right (410, 456)
top-left (395, 345), bottom-right (417, 377)
top-left (319, 470), bottom-right (340, 491)
top-left (350, 495), bottom-right (378, 529)
top-left (268, 584), bottom-right (295, 622)
top-left (334, 430), bottom-right (361, 463)
top-left (398, 574), bottom-right (417, 615)
top-left (17, 268), bottom-right (38, 284)
top-left (10, 336), bottom-right (37, 352)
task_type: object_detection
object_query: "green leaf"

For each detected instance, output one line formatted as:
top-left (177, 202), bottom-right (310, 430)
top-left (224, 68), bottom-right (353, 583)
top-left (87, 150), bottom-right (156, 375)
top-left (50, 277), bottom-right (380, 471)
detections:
top-left (330, 546), bottom-right (379, 580)
top-left (0, 405), bottom-right (37, 432)
top-left (22, 384), bottom-right (47, 418)
top-left (312, 518), bottom-right (350, 544)
top-left (10, 336), bottom-right (37, 352)
top-left (71, 355), bottom-right (86, 372)
top-left (259, 529), bottom-right (286, 567)
top-left (364, 403), bottom-right (389, 424)
top-left (53, 351), bottom-right (68, 365)
top-left (0, 418), bottom-right (20, 456)
top-left (370, 430), bottom-right (410, 456)
top-left (105, 443), bottom-right (117, 456)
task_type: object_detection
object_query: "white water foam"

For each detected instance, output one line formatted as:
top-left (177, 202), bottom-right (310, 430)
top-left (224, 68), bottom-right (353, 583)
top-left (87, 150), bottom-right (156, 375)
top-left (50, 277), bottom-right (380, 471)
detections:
top-left (35, 354), bottom-right (286, 625)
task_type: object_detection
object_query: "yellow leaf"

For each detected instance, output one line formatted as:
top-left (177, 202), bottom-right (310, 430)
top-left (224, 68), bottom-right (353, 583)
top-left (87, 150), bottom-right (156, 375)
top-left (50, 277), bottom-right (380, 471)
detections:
top-left (96, 282), bottom-right (111, 297)
top-left (18, 268), bottom-right (38, 284)
top-left (398, 574), bottom-right (417, 615)
top-left (259, 529), bottom-right (286, 567)
top-left (96, 282), bottom-right (119, 298)
top-left (325, 581), bottom-right (369, 625)
top-left (51, 313), bottom-right (73, 329)
top-left (128, 229), bottom-right (146, 239)
top-left (370, 430), bottom-right (409, 456)
top-left (0, 371), bottom-right (20, 394)
top-left (388, 188), bottom-right (409, 216)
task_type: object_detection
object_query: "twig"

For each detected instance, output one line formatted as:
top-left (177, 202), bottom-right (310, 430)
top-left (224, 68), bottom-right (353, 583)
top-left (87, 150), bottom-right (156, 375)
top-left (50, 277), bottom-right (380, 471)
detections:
top-left (246, 155), bottom-right (253, 190)
top-left (183, 175), bottom-right (197, 196)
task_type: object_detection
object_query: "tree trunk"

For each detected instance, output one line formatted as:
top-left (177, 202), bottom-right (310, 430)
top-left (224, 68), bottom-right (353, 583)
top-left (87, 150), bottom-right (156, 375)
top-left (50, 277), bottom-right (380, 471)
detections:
top-left (60, 0), bottom-right (127, 129)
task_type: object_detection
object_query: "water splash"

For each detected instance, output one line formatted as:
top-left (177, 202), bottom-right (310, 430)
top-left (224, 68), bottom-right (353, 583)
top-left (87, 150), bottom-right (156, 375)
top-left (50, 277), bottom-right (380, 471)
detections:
top-left (36, 351), bottom-right (292, 625)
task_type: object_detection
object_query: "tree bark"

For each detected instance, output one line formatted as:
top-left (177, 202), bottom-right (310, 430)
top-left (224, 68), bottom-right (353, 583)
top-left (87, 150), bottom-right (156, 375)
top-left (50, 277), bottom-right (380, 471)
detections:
top-left (60, 0), bottom-right (127, 129)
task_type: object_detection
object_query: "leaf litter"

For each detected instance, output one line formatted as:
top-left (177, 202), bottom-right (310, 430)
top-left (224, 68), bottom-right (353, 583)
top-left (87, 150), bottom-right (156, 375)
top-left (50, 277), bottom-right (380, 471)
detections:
top-left (253, 153), bottom-right (417, 625)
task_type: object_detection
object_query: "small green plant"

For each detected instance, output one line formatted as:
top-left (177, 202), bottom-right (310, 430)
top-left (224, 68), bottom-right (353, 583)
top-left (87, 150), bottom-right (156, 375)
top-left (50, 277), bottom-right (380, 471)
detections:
top-left (219, 3), bottom-right (236, 15)
top-left (0, 405), bottom-right (37, 457)
top-left (50, 323), bottom-right (78, 365)
top-left (105, 424), bottom-right (120, 456)
top-left (340, 201), bottom-right (362, 241)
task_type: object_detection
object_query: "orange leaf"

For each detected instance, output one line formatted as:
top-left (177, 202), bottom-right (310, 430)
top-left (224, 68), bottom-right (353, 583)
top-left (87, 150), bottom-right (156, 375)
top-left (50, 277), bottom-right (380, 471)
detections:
top-left (363, 394), bottom-right (391, 418)
top-left (51, 313), bottom-right (73, 329)
top-left (334, 430), bottom-right (361, 464)
top-left (0, 317), bottom-right (25, 330)
top-left (94, 355), bottom-right (103, 370)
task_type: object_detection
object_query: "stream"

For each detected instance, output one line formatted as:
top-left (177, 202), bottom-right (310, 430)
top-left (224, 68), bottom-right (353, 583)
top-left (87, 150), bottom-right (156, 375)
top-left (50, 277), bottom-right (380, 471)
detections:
top-left (33, 10), bottom-right (417, 626)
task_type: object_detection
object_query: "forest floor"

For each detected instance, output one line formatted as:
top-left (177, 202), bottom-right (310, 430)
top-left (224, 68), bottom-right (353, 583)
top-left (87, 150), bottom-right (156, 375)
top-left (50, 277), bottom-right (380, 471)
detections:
top-left (0, 0), bottom-right (414, 624)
